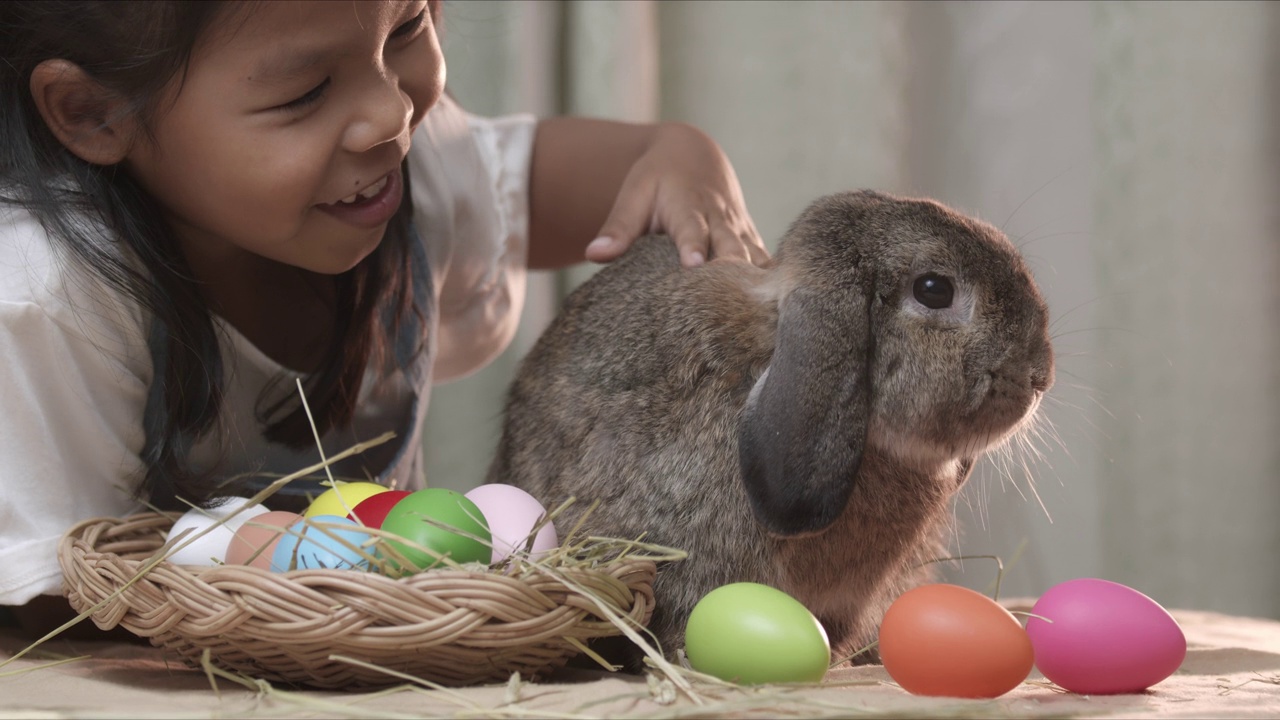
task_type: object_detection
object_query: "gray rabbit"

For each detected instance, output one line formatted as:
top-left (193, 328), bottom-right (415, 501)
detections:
top-left (488, 190), bottom-right (1054, 665)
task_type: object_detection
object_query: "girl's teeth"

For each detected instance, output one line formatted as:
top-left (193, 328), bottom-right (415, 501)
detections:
top-left (336, 175), bottom-right (389, 204)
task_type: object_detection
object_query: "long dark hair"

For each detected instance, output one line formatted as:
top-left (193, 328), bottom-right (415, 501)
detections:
top-left (0, 1), bottom-right (423, 508)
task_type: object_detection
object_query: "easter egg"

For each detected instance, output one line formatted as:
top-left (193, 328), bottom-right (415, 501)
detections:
top-left (464, 484), bottom-right (558, 563)
top-left (269, 515), bottom-right (374, 572)
top-left (684, 582), bottom-right (830, 685)
top-left (347, 490), bottom-right (412, 528)
top-left (878, 584), bottom-right (1034, 698)
top-left (164, 497), bottom-right (270, 567)
top-left (225, 511), bottom-right (302, 569)
top-left (378, 488), bottom-right (491, 571)
top-left (1026, 578), bottom-right (1186, 695)
top-left (304, 481), bottom-right (390, 519)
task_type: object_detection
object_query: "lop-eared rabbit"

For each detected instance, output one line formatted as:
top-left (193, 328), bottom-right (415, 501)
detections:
top-left (489, 190), bottom-right (1054, 664)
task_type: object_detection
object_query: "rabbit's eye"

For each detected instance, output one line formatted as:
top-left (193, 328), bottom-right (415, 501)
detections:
top-left (913, 274), bottom-right (954, 309)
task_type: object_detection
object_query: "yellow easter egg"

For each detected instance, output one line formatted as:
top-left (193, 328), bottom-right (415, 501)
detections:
top-left (304, 482), bottom-right (390, 519)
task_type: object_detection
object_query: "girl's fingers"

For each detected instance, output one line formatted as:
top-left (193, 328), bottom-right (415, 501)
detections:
top-left (589, 179), bottom-right (657, 263)
top-left (668, 211), bottom-right (712, 267)
top-left (592, 173), bottom-right (764, 269)
top-left (742, 223), bottom-right (771, 267)
top-left (708, 221), bottom-right (752, 264)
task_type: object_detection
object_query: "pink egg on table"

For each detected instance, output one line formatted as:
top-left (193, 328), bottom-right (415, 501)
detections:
top-left (1026, 578), bottom-right (1187, 695)
top-left (226, 511), bottom-right (303, 569)
top-left (463, 483), bottom-right (558, 564)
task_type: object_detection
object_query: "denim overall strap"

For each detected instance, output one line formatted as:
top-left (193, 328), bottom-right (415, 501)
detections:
top-left (139, 221), bottom-right (435, 506)
top-left (374, 219), bottom-right (436, 488)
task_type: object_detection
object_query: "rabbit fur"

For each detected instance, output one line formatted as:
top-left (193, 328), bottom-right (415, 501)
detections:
top-left (488, 190), bottom-right (1054, 665)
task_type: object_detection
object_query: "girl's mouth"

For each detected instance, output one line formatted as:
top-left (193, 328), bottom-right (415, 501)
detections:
top-left (317, 169), bottom-right (403, 229)
top-left (337, 174), bottom-right (391, 204)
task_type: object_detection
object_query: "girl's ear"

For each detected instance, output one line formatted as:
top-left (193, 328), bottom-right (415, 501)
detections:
top-left (29, 59), bottom-right (136, 166)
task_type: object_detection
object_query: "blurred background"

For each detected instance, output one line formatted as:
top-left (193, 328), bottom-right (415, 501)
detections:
top-left (423, 1), bottom-right (1280, 620)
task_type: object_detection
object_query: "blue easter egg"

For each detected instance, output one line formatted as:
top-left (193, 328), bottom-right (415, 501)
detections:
top-left (270, 515), bottom-right (373, 572)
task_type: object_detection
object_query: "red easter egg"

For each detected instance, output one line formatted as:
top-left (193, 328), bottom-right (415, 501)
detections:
top-left (347, 490), bottom-right (412, 528)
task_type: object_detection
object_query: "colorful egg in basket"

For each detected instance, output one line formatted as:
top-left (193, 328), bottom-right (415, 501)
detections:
top-left (57, 511), bottom-right (660, 690)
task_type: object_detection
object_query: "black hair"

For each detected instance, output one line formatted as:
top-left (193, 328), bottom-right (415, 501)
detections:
top-left (0, 1), bottom-right (424, 509)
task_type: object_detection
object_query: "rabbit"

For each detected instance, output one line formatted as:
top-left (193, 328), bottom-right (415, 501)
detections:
top-left (487, 189), bottom-right (1054, 667)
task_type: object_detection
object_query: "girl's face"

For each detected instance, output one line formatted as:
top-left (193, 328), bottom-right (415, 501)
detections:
top-left (124, 0), bottom-right (443, 276)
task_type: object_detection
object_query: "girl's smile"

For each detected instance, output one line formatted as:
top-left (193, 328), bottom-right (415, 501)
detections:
top-left (316, 168), bottom-right (404, 230)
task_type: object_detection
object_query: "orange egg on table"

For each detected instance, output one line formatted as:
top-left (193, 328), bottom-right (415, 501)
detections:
top-left (225, 511), bottom-right (302, 570)
top-left (878, 584), bottom-right (1034, 698)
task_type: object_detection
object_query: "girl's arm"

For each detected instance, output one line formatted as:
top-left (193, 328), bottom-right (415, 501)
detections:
top-left (527, 118), bottom-right (769, 270)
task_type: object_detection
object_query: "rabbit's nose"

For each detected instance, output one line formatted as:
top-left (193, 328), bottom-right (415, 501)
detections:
top-left (1030, 350), bottom-right (1055, 393)
top-left (1025, 330), bottom-right (1055, 393)
top-left (1030, 368), bottom-right (1052, 393)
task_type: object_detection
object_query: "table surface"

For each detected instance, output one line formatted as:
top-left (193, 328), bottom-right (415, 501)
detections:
top-left (2, 607), bottom-right (1279, 719)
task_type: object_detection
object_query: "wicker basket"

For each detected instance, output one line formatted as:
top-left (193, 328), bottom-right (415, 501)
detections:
top-left (58, 512), bottom-right (658, 690)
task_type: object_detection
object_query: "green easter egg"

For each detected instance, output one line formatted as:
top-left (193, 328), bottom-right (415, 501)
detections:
top-left (378, 488), bottom-right (490, 571)
top-left (685, 582), bottom-right (831, 685)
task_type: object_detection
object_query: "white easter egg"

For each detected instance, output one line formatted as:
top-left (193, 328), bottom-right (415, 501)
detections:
top-left (464, 484), bottom-right (558, 564)
top-left (164, 496), bottom-right (270, 566)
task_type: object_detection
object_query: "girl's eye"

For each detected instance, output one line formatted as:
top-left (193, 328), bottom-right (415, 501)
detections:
top-left (277, 78), bottom-right (330, 111)
top-left (390, 9), bottom-right (426, 40)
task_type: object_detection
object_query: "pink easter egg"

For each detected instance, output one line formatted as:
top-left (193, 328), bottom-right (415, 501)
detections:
top-left (1026, 578), bottom-right (1186, 695)
top-left (464, 483), bottom-right (558, 564)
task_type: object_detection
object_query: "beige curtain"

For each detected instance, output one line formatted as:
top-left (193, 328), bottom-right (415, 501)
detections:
top-left (425, 0), bottom-right (1280, 620)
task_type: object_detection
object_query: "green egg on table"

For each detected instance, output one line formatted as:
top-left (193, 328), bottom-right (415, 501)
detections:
top-left (377, 488), bottom-right (491, 572)
top-left (684, 582), bottom-right (831, 685)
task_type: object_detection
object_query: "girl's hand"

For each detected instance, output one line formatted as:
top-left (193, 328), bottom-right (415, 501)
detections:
top-left (528, 116), bottom-right (767, 270)
top-left (585, 123), bottom-right (769, 268)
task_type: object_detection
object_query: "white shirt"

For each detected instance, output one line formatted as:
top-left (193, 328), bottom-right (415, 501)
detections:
top-left (0, 96), bottom-right (535, 605)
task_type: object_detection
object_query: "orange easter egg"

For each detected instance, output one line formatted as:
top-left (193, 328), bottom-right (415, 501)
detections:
top-left (879, 584), bottom-right (1034, 698)
top-left (225, 511), bottom-right (302, 569)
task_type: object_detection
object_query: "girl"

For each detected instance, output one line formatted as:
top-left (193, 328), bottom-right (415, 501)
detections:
top-left (0, 1), bottom-right (767, 632)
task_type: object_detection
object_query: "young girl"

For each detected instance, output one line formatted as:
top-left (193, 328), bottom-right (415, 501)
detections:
top-left (0, 1), bottom-right (767, 631)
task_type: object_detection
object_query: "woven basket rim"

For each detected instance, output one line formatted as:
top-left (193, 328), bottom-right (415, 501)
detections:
top-left (57, 511), bottom-right (660, 689)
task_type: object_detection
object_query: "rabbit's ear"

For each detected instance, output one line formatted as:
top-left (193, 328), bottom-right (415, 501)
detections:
top-left (738, 285), bottom-right (872, 536)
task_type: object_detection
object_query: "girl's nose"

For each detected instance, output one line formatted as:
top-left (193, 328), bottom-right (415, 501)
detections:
top-left (343, 73), bottom-right (415, 154)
